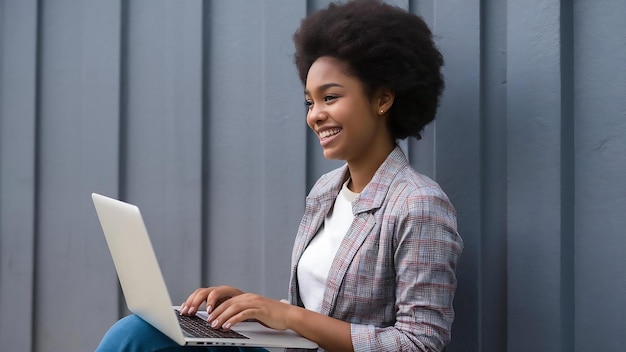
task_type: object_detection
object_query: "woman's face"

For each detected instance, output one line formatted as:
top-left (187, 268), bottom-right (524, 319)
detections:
top-left (304, 56), bottom-right (393, 164)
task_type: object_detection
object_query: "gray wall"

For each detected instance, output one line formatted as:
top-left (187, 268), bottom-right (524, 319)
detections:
top-left (1, 0), bottom-right (625, 351)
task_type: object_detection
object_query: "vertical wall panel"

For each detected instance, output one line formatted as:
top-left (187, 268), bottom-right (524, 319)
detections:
top-left (0, 0), bottom-right (38, 350)
top-left (258, 0), bottom-right (309, 299)
top-left (204, 1), bottom-right (309, 300)
top-left (477, 1), bottom-right (508, 351)
top-left (34, 0), bottom-right (122, 350)
top-left (573, 1), bottom-right (626, 351)
top-left (123, 0), bottom-right (203, 306)
top-left (204, 0), bottom-right (270, 295)
top-left (431, 1), bottom-right (482, 351)
top-left (506, 1), bottom-right (569, 350)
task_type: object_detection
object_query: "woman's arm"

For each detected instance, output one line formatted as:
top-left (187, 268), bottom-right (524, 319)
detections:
top-left (284, 300), bottom-right (353, 352)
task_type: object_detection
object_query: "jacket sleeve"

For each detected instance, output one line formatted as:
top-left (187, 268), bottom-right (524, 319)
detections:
top-left (350, 189), bottom-right (463, 351)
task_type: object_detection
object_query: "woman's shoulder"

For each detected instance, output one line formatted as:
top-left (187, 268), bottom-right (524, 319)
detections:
top-left (389, 166), bottom-right (456, 214)
top-left (396, 167), bottom-right (447, 196)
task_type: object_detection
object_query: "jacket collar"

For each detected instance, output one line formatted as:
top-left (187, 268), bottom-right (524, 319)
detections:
top-left (306, 145), bottom-right (409, 215)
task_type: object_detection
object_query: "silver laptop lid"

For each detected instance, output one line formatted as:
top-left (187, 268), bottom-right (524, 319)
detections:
top-left (92, 193), bottom-right (187, 345)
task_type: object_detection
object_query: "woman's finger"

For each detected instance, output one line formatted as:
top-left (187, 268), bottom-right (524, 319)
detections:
top-left (205, 286), bottom-right (243, 314)
top-left (180, 287), bottom-right (212, 315)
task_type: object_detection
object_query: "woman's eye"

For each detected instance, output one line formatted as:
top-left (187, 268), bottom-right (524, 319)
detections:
top-left (324, 95), bottom-right (338, 102)
top-left (304, 99), bottom-right (313, 108)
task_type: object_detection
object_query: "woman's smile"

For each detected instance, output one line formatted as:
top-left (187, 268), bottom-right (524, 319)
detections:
top-left (317, 127), bottom-right (343, 146)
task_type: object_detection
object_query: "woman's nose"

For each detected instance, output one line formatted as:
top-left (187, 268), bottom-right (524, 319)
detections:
top-left (307, 104), bottom-right (327, 126)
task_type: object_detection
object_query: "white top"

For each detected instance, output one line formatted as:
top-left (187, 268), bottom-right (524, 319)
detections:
top-left (297, 179), bottom-right (359, 313)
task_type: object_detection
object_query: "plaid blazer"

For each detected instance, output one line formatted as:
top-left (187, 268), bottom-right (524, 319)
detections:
top-left (288, 146), bottom-right (463, 351)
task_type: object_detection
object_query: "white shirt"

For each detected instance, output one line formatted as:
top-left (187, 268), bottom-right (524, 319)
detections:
top-left (297, 179), bottom-right (359, 312)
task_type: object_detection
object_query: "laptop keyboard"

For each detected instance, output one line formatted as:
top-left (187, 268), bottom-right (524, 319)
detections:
top-left (175, 310), bottom-right (249, 339)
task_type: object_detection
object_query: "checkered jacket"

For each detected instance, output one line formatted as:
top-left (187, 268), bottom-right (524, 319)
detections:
top-left (288, 146), bottom-right (463, 351)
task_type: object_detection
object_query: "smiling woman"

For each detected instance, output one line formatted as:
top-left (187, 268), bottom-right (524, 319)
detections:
top-left (304, 56), bottom-right (395, 185)
top-left (96, 1), bottom-right (463, 351)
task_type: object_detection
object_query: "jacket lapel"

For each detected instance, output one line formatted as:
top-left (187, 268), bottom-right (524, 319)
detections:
top-left (289, 165), bottom-right (348, 304)
top-left (320, 211), bottom-right (377, 317)
top-left (320, 146), bottom-right (408, 317)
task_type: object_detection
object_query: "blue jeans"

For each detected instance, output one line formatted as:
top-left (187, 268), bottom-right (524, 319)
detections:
top-left (96, 314), bottom-right (268, 352)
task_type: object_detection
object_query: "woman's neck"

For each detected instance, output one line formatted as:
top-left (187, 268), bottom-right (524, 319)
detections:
top-left (346, 143), bottom-right (395, 193)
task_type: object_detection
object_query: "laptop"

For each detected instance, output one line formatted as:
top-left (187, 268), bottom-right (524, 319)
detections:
top-left (91, 193), bottom-right (318, 349)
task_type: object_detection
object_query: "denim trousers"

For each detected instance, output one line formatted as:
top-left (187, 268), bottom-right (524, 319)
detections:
top-left (96, 314), bottom-right (268, 352)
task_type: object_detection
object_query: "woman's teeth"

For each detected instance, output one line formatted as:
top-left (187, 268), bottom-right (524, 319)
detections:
top-left (319, 128), bottom-right (341, 139)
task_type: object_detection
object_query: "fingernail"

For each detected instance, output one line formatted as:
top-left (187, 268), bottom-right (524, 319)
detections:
top-left (211, 319), bottom-right (219, 328)
top-left (207, 305), bottom-right (212, 314)
top-left (222, 322), bottom-right (231, 330)
top-left (188, 306), bottom-right (195, 314)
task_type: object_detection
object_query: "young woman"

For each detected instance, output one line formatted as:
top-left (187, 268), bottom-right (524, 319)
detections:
top-left (97, 1), bottom-right (463, 351)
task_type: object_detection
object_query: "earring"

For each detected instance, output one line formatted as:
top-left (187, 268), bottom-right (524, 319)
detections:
top-left (380, 110), bottom-right (384, 114)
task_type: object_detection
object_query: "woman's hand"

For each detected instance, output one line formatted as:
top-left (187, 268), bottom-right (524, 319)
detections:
top-left (179, 285), bottom-right (244, 316)
top-left (182, 287), bottom-right (353, 351)
top-left (206, 293), bottom-right (293, 331)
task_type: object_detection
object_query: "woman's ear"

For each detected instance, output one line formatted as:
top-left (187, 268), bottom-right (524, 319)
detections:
top-left (375, 87), bottom-right (395, 115)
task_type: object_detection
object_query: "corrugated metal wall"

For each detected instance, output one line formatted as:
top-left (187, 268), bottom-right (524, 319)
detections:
top-left (1, 1), bottom-right (625, 351)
